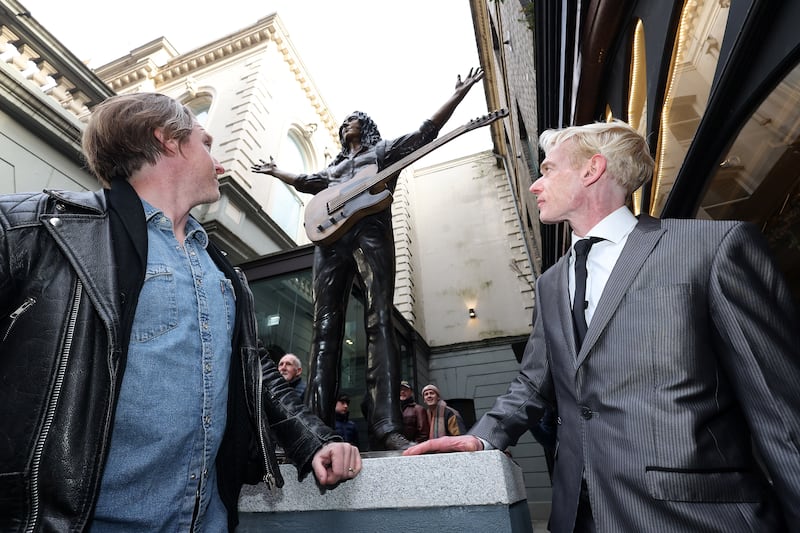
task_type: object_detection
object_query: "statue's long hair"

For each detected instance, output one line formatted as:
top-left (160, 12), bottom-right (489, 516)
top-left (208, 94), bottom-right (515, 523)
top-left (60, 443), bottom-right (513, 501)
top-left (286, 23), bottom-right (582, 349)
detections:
top-left (332, 111), bottom-right (382, 165)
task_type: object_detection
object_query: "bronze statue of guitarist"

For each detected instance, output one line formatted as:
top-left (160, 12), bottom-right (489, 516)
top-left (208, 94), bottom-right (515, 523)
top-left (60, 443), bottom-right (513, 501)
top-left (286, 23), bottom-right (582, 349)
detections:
top-left (251, 67), bottom-right (484, 451)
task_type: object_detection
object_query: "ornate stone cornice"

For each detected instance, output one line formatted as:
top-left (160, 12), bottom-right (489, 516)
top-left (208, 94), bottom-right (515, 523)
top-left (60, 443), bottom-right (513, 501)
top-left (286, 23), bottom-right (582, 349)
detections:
top-left (0, 0), bottom-right (115, 159)
top-left (96, 14), bottom-right (339, 146)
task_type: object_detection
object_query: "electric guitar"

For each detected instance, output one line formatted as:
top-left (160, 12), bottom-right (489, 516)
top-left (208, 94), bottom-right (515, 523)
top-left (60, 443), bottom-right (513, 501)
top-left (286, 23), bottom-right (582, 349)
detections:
top-left (304, 108), bottom-right (508, 245)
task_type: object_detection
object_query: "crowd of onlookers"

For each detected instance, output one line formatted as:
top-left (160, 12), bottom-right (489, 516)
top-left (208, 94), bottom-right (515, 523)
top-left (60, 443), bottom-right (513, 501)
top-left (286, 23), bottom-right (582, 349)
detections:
top-left (273, 352), bottom-right (466, 448)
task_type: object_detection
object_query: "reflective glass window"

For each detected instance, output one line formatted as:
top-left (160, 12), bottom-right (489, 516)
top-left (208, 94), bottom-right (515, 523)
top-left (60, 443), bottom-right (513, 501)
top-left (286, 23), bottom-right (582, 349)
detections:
top-left (698, 61), bottom-right (800, 301)
top-left (249, 268), bottom-right (415, 449)
top-left (652, 0), bottom-right (730, 214)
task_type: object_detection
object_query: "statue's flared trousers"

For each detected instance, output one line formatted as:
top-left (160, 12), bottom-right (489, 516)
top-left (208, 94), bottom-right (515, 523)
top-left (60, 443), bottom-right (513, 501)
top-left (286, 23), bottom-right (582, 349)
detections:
top-left (304, 214), bottom-right (403, 440)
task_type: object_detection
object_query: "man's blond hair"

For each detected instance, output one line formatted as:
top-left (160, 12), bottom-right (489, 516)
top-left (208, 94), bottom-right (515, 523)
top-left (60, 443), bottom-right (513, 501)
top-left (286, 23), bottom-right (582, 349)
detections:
top-left (539, 120), bottom-right (654, 195)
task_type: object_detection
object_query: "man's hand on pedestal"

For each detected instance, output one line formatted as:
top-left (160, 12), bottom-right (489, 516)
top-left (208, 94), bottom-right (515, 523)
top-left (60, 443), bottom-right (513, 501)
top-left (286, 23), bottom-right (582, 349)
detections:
top-left (402, 435), bottom-right (483, 456)
top-left (311, 442), bottom-right (362, 486)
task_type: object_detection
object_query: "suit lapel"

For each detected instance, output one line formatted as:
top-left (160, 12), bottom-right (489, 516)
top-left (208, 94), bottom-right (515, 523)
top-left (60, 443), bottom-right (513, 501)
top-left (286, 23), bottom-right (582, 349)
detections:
top-left (576, 214), bottom-right (665, 366)
top-left (551, 256), bottom-right (582, 361)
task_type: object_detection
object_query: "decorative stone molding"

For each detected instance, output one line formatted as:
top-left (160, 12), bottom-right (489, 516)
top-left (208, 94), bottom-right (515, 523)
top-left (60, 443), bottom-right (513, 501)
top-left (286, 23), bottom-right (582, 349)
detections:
top-left (1, 24), bottom-right (93, 120)
top-left (95, 15), bottom-right (340, 148)
top-left (0, 0), bottom-right (115, 159)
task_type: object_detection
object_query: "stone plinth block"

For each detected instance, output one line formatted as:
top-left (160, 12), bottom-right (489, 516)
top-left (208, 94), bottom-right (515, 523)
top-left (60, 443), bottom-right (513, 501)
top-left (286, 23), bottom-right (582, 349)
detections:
top-left (238, 450), bottom-right (533, 532)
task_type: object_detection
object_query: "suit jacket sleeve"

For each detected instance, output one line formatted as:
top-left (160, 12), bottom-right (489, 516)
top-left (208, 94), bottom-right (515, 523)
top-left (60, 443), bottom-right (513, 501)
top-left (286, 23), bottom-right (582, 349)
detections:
top-left (710, 222), bottom-right (800, 524)
top-left (469, 291), bottom-right (554, 450)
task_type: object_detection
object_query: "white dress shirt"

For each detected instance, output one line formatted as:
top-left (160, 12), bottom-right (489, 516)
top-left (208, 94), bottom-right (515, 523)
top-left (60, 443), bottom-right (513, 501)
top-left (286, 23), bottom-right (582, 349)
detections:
top-left (569, 206), bottom-right (638, 325)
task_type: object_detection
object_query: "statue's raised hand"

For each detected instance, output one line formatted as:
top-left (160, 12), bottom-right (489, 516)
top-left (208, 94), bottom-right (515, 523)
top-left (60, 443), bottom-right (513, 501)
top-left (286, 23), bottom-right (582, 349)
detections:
top-left (251, 156), bottom-right (278, 175)
top-left (455, 67), bottom-right (485, 92)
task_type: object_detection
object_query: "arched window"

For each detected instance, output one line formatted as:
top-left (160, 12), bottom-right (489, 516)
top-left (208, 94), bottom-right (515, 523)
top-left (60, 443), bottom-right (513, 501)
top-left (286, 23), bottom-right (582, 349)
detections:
top-left (269, 130), bottom-right (313, 240)
top-left (185, 94), bottom-right (212, 125)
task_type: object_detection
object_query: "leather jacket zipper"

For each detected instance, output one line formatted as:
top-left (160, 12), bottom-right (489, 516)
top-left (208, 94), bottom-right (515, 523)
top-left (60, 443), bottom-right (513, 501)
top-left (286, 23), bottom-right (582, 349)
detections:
top-left (255, 372), bottom-right (276, 489)
top-left (234, 268), bottom-right (276, 489)
top-left (26, 281), bottom-right (82, 532)
top-left (2, 296), bottom-right (36, 343)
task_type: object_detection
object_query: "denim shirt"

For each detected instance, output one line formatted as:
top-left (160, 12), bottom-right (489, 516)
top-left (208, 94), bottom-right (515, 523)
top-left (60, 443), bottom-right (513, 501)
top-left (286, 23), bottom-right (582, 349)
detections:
top-left (93, 201), bottom-right (235, 532)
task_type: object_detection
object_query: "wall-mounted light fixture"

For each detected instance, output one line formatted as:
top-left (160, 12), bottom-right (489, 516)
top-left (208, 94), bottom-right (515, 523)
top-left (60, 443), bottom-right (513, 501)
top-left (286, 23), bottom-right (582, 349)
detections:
top-left (468, 308), bottom-right (477, 319)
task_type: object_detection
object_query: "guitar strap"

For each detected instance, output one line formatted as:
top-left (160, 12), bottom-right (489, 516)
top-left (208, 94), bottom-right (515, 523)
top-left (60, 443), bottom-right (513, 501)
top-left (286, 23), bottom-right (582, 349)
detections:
top-left (375, 139), bottom-right (386, 164)
top-left (375, 140), bottom-right (402, 193)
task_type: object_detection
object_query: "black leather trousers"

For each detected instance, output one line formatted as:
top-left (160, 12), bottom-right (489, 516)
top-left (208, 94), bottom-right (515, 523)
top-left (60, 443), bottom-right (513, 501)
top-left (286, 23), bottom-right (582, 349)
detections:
top-left (304, 213), bottom-right (403, 441)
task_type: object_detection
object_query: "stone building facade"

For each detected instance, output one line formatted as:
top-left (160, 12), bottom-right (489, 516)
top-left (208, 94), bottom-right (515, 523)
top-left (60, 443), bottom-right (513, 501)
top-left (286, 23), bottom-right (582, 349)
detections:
top-left (94, 15), bottom-right (341, 264)
top-left (0, 0), bottom-right (112, 193)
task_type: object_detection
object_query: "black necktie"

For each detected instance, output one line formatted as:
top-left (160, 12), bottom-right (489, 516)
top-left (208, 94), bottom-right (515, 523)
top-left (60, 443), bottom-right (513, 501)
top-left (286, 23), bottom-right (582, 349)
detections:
top-left (572, 237), bottom-right (603, 347)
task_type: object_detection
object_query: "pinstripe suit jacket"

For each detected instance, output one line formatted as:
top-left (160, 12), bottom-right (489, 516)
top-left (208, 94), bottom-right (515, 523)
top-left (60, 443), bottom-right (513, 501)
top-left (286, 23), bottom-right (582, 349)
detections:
top-left (471, 214), bottom-right (800, 532)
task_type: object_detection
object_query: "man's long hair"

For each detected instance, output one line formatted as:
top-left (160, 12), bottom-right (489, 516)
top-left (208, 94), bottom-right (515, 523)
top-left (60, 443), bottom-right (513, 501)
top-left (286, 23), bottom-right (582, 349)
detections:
top-left (332, 111), bottom-right (382, 165)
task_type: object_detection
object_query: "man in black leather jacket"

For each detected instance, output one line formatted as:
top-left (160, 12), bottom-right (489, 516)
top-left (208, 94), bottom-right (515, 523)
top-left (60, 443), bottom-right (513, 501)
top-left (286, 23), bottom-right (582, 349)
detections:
top-left (0, 92), bottom-right (361, 532)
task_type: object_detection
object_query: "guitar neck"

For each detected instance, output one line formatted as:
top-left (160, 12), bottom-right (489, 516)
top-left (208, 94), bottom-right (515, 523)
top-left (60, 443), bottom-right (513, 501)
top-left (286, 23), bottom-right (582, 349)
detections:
top-left (337, 109), bottom-right (507, 206)
top-left (372, 124), bottom-right (469, 185)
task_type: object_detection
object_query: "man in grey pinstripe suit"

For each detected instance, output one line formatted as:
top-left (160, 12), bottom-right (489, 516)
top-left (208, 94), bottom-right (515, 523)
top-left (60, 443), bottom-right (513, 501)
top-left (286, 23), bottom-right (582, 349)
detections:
top-left (405, 120), bottom-right (800, 532)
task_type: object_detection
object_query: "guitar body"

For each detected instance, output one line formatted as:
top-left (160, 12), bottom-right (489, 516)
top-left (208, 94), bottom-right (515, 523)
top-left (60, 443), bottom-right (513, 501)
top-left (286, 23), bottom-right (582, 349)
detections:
top-left (302, 108), bottom-right (508, 245)
top-left (304, 164), bottom-right (393, 245)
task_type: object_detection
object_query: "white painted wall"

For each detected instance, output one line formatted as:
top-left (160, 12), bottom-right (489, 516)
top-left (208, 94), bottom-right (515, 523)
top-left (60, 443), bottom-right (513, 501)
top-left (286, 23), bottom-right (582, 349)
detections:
top-left (402, 151), bottom-right (533, 345)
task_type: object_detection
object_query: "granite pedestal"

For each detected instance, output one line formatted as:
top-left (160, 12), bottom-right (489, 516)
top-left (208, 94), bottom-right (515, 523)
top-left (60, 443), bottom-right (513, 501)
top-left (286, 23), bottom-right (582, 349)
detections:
top-left (238, 449), bottom-right (533, 532)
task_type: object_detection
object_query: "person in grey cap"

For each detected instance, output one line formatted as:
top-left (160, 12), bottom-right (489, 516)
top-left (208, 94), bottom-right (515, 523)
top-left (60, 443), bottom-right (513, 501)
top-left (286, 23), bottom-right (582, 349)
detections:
top-left (400, 381), bottom-right (429, 443)
top-left (421, 384), bottom-right (466, 439)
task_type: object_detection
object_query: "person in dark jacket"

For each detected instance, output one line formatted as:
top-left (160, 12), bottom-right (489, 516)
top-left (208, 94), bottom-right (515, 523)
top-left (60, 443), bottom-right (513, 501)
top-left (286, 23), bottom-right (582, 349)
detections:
top-left (334, 394), bottom-right (360, 448)
top-left (251, 68), bottom-right (484, 451)
top-left (0, 92), bottom-right (361, 532)
top-left (278, 352), bottom-right (307, 400)
top-left (400, 380), bottom-right (429, 443)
